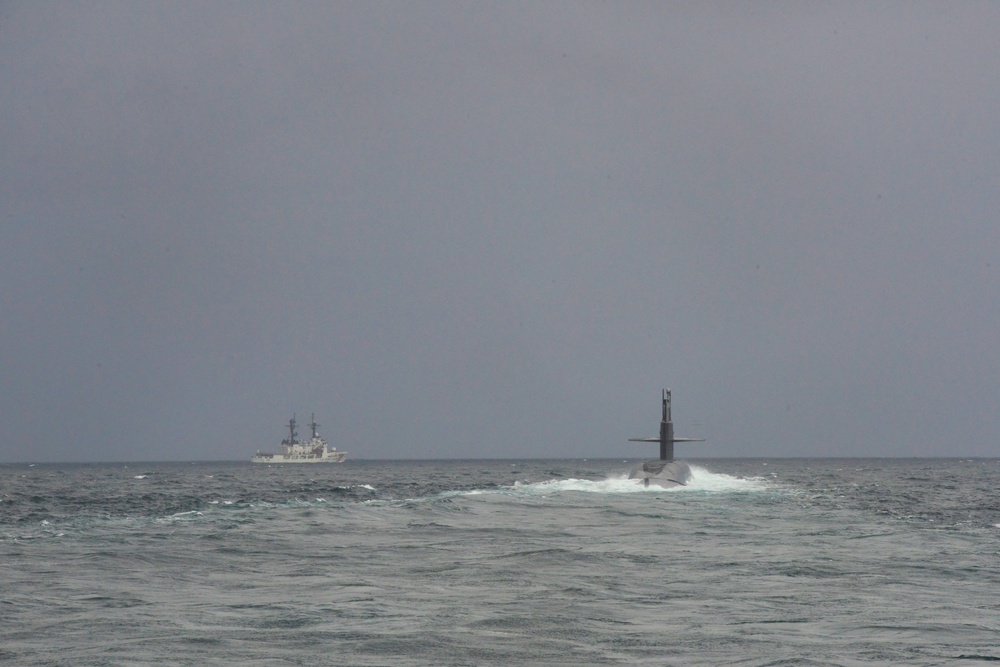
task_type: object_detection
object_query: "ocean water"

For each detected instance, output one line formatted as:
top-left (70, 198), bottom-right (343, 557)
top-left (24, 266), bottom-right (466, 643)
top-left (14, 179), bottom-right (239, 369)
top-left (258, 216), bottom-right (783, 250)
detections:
top-left (1, 458), bottom-right (998, 666)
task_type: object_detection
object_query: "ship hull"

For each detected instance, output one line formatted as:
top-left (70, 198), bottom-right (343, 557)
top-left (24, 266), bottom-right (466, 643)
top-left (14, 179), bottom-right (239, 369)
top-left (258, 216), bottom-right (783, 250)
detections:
top-left (251, 453), bottom-right (346, 463)
top-left (628, 459), bottom-right (692, 488)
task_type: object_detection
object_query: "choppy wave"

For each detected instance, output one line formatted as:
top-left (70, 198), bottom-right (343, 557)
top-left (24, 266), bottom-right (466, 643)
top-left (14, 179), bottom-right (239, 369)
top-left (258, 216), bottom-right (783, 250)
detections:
top-left (2, 458), bottom-right (998, 666)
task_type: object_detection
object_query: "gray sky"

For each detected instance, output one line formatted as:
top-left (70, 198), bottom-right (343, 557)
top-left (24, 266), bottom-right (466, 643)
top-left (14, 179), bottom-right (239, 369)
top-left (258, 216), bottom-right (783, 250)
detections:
top-left (3, 2), bottom-right (999, 462)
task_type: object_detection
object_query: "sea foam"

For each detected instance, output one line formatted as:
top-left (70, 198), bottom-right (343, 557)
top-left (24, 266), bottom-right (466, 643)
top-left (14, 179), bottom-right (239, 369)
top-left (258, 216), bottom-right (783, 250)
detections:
top-left (459, 465), bottom-right (770, 498)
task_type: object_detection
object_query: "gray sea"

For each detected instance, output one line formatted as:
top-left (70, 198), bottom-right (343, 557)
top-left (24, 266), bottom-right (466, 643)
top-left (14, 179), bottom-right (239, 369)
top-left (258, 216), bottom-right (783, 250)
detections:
top-left (2, 458), bottom-right (998, 666)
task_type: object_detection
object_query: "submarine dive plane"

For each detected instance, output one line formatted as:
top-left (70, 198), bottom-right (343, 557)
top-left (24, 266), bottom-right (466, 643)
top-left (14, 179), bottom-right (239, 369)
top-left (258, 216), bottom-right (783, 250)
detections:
top-left (628, 389), bottom-right (704, 487)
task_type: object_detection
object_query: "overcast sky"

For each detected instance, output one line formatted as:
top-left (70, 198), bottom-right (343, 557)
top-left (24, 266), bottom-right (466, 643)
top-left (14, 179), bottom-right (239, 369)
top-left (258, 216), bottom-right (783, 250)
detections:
top-left (3, 2), bottom-right (999, 462)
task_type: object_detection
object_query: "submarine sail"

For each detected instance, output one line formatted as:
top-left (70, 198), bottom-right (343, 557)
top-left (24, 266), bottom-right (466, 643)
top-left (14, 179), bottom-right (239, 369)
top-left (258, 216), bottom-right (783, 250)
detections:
top-left (627, 388), bottom-right (704, 487)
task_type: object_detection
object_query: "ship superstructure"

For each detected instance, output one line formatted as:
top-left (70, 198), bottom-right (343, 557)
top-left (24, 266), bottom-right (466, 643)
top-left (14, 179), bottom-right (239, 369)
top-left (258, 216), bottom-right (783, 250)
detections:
top-left (251, 414), bottom-right (347, 463)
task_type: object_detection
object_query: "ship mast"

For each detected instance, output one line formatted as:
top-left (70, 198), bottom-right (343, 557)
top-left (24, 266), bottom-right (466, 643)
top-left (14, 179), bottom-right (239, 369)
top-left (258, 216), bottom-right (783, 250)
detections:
top-left (287, 414), bottom-right (299, 445)
top-left (310, 413), bottom-right (319, 440)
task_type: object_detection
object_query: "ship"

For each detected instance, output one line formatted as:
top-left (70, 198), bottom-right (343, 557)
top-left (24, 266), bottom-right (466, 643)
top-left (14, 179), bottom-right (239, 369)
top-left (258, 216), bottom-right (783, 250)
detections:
top-left (627, 388), bottom-right (704, 487)
top-left (251, 414), bottom-right (347, 463)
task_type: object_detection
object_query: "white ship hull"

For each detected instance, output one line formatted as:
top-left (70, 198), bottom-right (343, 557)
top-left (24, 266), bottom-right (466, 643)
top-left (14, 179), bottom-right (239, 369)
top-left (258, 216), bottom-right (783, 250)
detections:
top-left (251, 451), bottom-right (346, 463)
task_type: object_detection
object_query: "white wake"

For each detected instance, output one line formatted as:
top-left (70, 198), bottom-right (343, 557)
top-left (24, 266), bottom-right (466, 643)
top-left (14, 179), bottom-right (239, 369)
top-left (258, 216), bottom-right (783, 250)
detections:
top-left (459, 465), bottom-right (769, 498)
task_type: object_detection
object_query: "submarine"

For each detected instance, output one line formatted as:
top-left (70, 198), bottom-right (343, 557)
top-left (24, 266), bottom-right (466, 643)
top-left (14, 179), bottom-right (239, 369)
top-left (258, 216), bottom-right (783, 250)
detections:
top-left (628, 388), bottom-right (704, 488)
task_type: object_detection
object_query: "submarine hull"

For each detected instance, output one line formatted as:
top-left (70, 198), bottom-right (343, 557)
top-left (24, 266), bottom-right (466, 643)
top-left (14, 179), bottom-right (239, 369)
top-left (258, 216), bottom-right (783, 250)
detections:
top-left (628, 459), bottom-right (693, 488)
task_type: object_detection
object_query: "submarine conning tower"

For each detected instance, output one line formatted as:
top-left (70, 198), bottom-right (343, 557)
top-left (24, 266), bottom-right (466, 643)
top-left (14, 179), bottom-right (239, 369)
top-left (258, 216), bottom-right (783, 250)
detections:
top-left (628, 388), bottom-right (703, 461)
top-left (659, 389), bottom-right (674, 460)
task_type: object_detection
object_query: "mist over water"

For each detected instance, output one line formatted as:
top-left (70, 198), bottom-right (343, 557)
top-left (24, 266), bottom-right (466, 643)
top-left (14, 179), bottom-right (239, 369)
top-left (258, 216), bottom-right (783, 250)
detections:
top-left (2, 458), bottom-right (998, 665)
